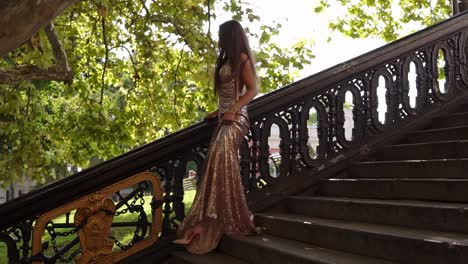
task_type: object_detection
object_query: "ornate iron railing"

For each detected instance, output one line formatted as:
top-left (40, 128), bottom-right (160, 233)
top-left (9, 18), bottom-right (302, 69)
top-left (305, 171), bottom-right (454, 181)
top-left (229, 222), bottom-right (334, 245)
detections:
top-left (2, 172), bottom-right (163, 263)
top-left (1, 11), bottom-right (468, 263)
top-left (29, 172), bottom-right (163, 263)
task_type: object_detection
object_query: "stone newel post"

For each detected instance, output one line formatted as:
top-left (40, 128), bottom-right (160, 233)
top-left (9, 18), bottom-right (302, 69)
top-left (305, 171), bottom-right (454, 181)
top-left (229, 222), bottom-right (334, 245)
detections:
top-left (459, 0), bottom-right (468, 12)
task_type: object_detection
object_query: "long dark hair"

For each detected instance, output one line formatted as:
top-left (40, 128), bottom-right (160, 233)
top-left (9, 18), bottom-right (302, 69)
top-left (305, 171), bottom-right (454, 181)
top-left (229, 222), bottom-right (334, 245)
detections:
top-left (214, 20), bottom-right (257, 95)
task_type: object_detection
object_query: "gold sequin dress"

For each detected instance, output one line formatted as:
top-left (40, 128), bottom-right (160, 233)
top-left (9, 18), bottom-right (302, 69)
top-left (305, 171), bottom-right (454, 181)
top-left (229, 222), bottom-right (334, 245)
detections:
top-left (173, 63), bottom-right (257, 254)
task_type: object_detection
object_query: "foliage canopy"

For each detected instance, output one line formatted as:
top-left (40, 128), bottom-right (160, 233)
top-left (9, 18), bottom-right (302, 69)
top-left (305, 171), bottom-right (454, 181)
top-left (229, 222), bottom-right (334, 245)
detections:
top-left (314, 0), bottom-right (452, 42)
top-left (0, 0), bottom-right (314, 185)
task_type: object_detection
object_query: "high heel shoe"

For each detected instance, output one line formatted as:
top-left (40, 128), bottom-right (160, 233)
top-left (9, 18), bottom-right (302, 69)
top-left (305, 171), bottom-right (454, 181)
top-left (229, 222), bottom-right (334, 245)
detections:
top-left (173, 224), bottom-right (204, 244)
top-left (173, 232), bottom-right (198, 245)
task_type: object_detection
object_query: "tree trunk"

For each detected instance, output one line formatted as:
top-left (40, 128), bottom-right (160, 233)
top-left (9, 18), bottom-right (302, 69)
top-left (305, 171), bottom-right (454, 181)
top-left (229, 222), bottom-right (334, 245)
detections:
top-left (0, 22), bottom-right (74, 84)
top-left (0, 0), bottom-right (78, 57)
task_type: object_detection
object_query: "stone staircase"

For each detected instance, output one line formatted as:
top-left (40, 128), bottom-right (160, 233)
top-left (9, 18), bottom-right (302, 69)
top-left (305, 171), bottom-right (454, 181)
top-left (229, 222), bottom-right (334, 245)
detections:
top-left (166, 101), bottom-right (468, 264)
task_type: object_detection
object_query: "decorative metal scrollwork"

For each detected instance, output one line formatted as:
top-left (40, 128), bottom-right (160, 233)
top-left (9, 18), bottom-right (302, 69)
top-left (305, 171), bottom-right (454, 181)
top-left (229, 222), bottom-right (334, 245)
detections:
top-left (336, 84), bottom-right (364, 147)
top-left (74, 195), bottom-right (115, 263)
top-left (259, 114), bottom-right (291, 181)
top-left (432, 42), bottom-right (455, 99)
top-left (29, 172), bottom-right (162, 264)
top-left (402, 53), bottom-right (427, 115)
top-left (371, 68), bottom-right (396, 128)
top-left (299, 100), bottom-right (328, 167)
top-left (459, 31), bottom-right (468, 85)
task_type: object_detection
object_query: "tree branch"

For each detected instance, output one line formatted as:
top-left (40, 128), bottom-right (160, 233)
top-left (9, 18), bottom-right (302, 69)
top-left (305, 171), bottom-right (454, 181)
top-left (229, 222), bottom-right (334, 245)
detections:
top-left (109, 45), bottom-right (140, 80)
top-left (206, 0), bottom-right (211, 36)
top-left (0, 22), bottom-right (73, 84)
top-left (171, 49), bottom-right (185, 128)
top-left (0, 0), bottom-right (78, 57)
top-left (85, 14), bottom-right (99, 45)
top-left (146, 15), bottom-right (197, 53)
top-left (44, 23), bottom-right (71, 75)
top-left (138, 0), bottom-right (151, 20)
top-left (100, 16), bottom-right (109, 105)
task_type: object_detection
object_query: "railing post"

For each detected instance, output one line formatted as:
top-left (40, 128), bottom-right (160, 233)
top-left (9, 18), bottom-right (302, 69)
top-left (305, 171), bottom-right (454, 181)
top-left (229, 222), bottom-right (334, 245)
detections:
top-left (453, 0), bottom-right (460, 15)
top-left (460, 0), bottom-right (468, 13)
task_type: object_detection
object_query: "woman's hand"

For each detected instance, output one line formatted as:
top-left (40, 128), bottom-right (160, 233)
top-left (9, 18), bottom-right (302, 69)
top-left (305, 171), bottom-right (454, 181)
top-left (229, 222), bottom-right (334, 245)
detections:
top-left (204, 110), bottom-right (218, 120)
top-left (221, 111), bottom-right (236, 125)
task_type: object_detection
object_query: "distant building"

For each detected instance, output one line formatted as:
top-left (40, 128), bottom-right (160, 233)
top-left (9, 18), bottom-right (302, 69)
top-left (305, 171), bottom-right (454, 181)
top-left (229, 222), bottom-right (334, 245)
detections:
top-left (0, 179), bottom-right (36, 204)
top-left (0, 165), bottom-right (82, 204)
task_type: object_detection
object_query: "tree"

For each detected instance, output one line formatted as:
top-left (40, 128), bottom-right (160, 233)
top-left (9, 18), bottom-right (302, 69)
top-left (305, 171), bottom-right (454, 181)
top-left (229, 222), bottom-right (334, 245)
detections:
top-left (0, 0), bottom-right (78, 57)
top-left (0, 0), bottom-right (314, 185)
top-left (313, 0), bottom-right (452, 42)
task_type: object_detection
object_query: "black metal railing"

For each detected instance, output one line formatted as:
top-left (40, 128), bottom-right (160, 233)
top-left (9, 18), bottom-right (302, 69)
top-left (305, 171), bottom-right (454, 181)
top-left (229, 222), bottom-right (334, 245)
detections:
top-left (1, 11), bottom-right (468, 263)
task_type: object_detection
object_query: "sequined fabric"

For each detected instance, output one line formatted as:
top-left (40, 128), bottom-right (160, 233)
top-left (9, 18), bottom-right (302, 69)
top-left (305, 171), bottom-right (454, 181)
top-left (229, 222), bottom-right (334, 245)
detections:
top-left (173, 63), bottom-right (256, 254)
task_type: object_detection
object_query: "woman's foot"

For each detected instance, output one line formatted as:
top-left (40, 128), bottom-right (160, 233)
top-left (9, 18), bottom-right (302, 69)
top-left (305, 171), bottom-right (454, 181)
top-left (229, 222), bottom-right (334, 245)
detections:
top-left (173, 232), bottom-right (197, 245)
top-left (173, 238), bottom-right (191, 245)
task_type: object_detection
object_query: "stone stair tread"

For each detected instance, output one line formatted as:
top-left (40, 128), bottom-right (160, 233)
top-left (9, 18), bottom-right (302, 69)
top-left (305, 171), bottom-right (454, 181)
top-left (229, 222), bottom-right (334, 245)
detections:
top-left (354, 158), bottom-right (468, 164)
top-left (170, 250), bottom-right (248, 264)
top-left (289, 196), bottom-right (468, 210)
top-left (436, 111), bottom-right (468, 118)
top-left (414, 125), bottom-right (468, 133)
top-left (349, 159), bottom-right (468, 179)
top-left (226, 234), bottom-right (398, 264)
top-left (373, 141), bottom-right (468, 161)
top-left (406, 125), bottom-right (468, 143)
top-left (318, 177), bottom-right (468, 203)
top-left (431, 112), bottom-right (468, 129)
top-left (389, 140), bottom-right (468, 147)
top-left (255, 212), bottom-right (468, 245)
top-left (327, 178), bottom-right (468, 182)
top-left (284, 195), bottom-right (468, 233)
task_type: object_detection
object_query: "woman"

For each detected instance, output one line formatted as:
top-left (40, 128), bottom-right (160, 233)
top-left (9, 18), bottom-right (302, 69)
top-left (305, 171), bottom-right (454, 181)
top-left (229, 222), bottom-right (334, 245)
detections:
top-left (173, 20), bottom-right (259, 254)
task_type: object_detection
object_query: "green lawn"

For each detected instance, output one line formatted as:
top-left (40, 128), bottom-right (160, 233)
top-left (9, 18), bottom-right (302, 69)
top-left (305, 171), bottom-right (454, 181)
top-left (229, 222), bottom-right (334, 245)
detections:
top-left (0, 190), bottom-right (197, 262)
top-left (182, 189), bottom-right (196, 214)
top-left (0, 243), bottom-right (6, 263)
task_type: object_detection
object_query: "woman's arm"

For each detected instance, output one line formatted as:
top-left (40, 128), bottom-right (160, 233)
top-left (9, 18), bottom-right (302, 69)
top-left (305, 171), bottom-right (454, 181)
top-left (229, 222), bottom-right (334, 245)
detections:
top-left (228, 53), bottom-right (258, 113)
top-left (221, 53), bottom-right (257, 125)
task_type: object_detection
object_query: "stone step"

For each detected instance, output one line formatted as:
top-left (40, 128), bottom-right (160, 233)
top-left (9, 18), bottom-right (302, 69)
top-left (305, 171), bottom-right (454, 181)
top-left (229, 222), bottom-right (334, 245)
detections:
top-left (374, 141), bottom-right (468, 161)
top-left (274, 196), bottom-right (468, 233)
top-left (431, 112), bottom-right (468, 129)
top-left (316, 178), bottom-right (468, 202)
top-left (452, 103), bottom-right (468, 114)
top-left (219, 234), bottom-right (397, 264)
top-left (348, 158), bottom-right (468, 179)
top-left (406, 126), bottom-right (468, 144)
top-left (169, 251), bottom-right (247, 264)
top-left (255, 213), bottom-right (468, 264)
